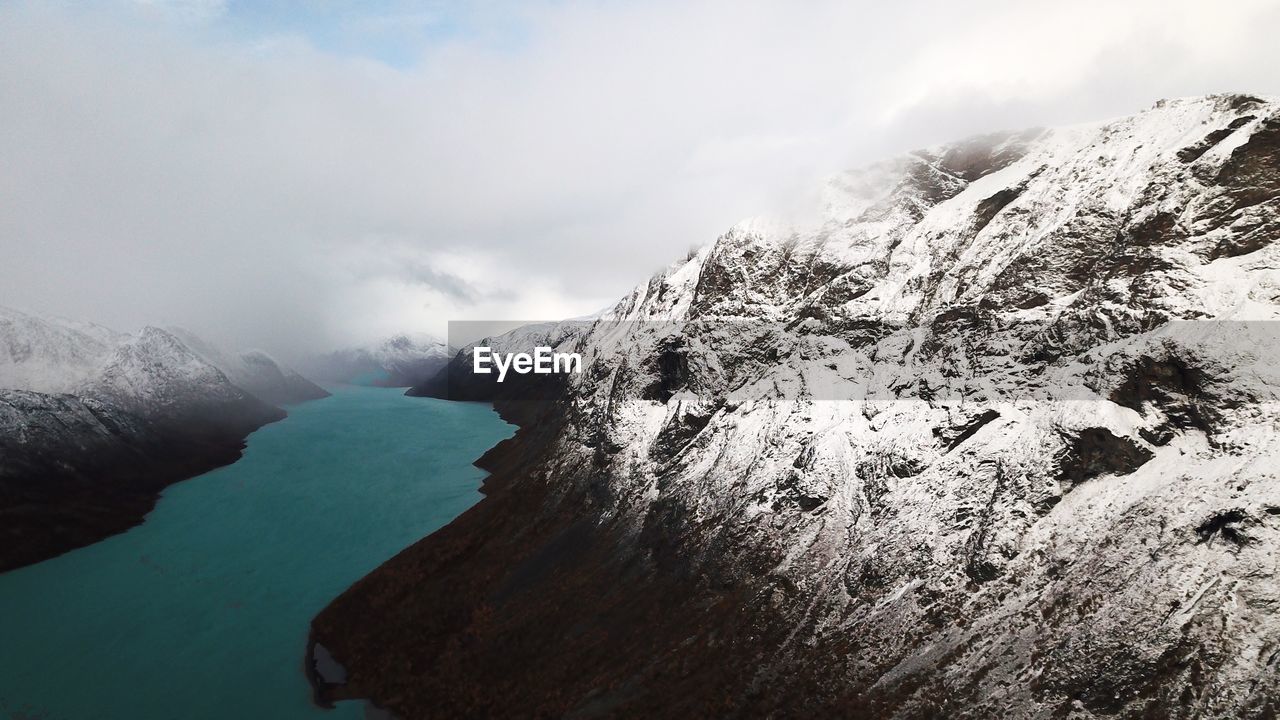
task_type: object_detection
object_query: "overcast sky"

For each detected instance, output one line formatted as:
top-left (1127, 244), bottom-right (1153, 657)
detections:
top-left (2, 0), bottom-right (1279, 361)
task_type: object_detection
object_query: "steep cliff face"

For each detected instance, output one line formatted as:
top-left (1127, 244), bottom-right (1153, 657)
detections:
top-left (313, 95), bottom-right (1280, 718)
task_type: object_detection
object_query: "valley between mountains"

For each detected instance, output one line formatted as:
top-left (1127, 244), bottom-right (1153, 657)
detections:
top-left (310, 95), bottom-right (1280, 719)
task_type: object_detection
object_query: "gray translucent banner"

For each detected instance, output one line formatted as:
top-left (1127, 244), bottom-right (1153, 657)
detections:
top-left (445, 319), bottom-right (1280, 404)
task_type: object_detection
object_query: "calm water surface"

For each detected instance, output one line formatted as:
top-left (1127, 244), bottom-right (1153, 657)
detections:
top-left (0, 385), bottom-right (514, 720)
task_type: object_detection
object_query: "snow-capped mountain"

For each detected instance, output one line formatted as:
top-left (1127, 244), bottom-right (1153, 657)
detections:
top-left (166, 327), bottom-right (329, 405)
top-left (0, 306), bottom-right (326, 408)
top-left (0, 307), bottom-right (323, 570)
top-left (308, 332), bottom-right (448, 388)
top-left (0, 305), bottom-right (125, 394)
top-left (314, 95), bottom-right (1280, 718)
top-left (84, 326), bottom-right (284, 434)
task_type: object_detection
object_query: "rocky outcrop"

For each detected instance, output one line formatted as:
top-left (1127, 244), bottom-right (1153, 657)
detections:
top-left (312, 95), bottom-right (1280, 718)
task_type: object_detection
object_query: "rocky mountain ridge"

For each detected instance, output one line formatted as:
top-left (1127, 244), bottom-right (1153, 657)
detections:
top-left (314, 94), bottom-right (1280, 718)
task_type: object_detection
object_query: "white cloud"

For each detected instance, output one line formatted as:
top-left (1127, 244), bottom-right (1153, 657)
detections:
top-left (1, 0), bottom-right (1277, 361)
top-left (131, 0), bottom-right (229, 23)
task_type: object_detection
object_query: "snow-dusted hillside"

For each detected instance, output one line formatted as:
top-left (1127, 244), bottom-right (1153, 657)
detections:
top-left (315, 94), bottom-right (1280, 718)
top-left (1, 389), bottom-right (180, 571)
top-left (308, 332), bottom-right (448, 388)
top-left (0, 305), bottom-right (124, 394)
top-left (84, 326), bottom-right (283, 432)
top-left (167, 327), bottom-right (329, 405)
top-left (0, 306), bottom-right (325, 407)
top-left (0, 308), bottom-right (316, 570)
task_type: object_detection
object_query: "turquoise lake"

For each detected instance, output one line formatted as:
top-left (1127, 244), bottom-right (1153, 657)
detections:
top-left (0, 385), bottom-right (515, 720)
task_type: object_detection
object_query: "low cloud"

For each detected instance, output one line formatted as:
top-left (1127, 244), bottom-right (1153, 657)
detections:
top-left (1, 0), bottom-right (1277, 361)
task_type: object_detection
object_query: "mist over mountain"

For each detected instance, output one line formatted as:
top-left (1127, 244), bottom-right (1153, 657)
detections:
top-left (303, 333), bottom-right (449, 388)
top-left (3, 1), bottom-right (1279, 357)
top-left (166, 327), bottom-right (330, 406)
top-left (0, 305), bottom-right (324, 570)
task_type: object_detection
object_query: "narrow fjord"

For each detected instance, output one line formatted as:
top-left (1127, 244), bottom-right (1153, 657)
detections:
top-left (0, 385), bottom-right (513, 720)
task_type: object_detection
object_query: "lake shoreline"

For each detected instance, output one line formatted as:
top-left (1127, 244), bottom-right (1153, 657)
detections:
top-left (0, 385), bottom-right (514, 719)
top-left (0, 413), bottom-right (278, 574)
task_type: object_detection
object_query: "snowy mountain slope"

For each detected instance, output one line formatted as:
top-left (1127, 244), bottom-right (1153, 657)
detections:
top-left (1, 306), bottom-right (324, 407)
top-left (314, 94), bottom-right (1280, 718)
top-left (84, 326), bottom-right (284, 435)
top-left (166, 327), bottom-right (329, 405)
top-left (234, 350), bottom-right (330, 405)
top-left (0, 305), bottom-right (124, 393)
top-left (0, 312), bottom-right (300, 570)
top-left (308, 332), bottom-right (448, 388)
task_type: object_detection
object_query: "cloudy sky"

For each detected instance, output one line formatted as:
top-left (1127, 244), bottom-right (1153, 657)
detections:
top-left (2, 0), bottom-right (1279, 361)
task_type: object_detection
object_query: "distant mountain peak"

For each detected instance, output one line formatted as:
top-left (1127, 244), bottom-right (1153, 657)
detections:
top-left (306, 331), bottom-right (448, 388)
